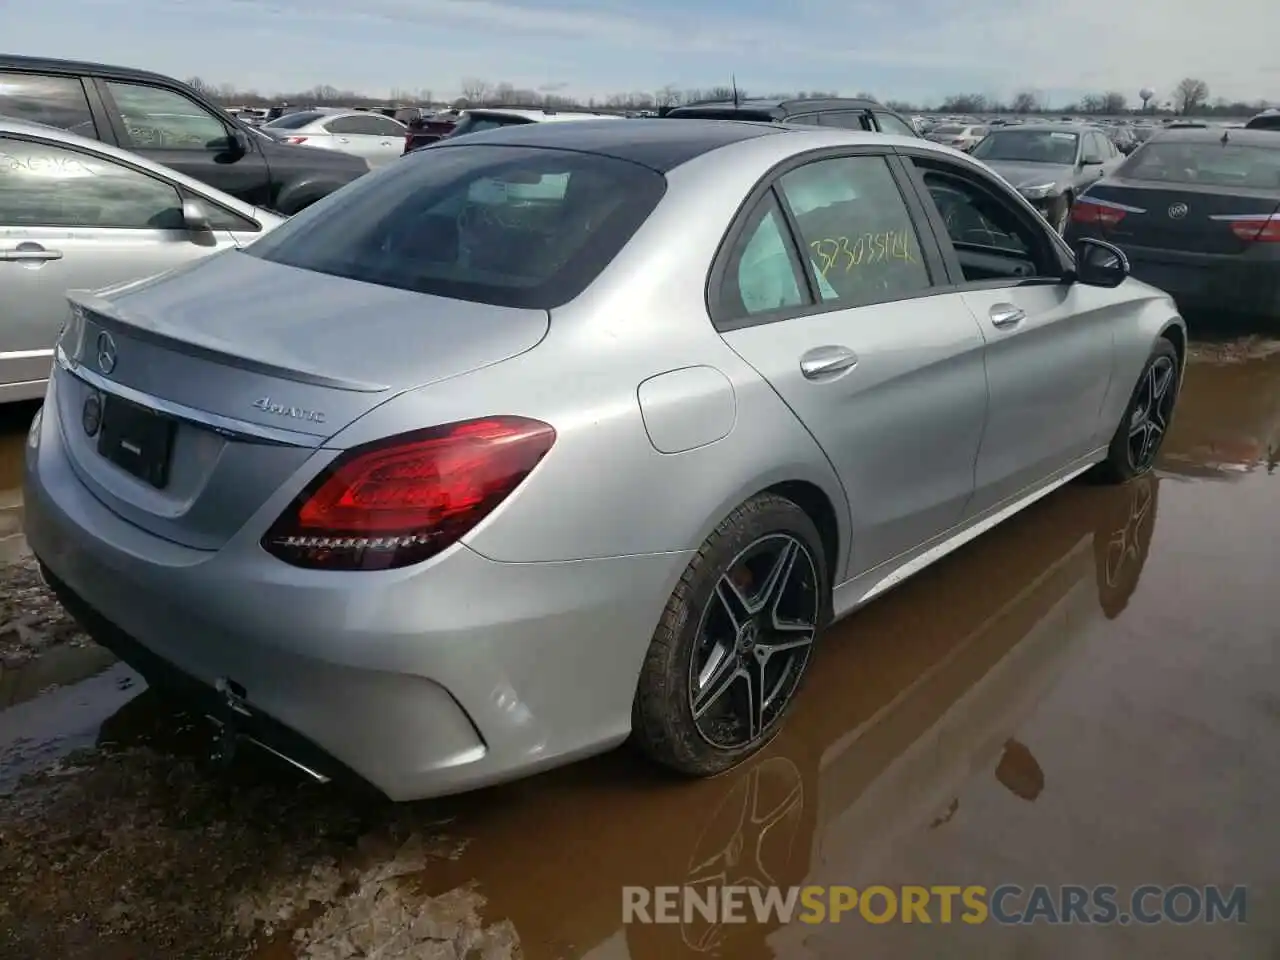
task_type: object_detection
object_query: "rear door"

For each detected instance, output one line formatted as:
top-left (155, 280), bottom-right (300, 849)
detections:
top-left (712, 149), bottom-right (990, 577)
top-left (0, 134), bottom-right (240, 391)
top-left (94, 78), bottom-right (273, 206)
top-left (901, 152), bottom-right (1118, 515)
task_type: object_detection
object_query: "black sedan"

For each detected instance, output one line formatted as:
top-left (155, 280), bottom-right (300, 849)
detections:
top-left (1065, 127), bottom-right (1280, 318)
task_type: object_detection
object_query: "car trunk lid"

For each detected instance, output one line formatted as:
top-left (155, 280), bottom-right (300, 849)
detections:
top-left (56, 251), bottom-right (549, 550)
top-left (1074, 179), bottom-right (1280, 254)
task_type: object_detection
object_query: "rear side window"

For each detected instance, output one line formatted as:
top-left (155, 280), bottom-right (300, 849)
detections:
top-left (105, 81), bottom-right (229, 150)
top-left (0, 72), bottom-right (98, 139)
top-left (1118, 141), bottom-right (1280, 188)
top-left (247, 144), bottom-right (667, 309)
top-left (1246, 115), bottom-right (1280, 131)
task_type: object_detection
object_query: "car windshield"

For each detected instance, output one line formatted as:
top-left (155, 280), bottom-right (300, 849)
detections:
top-left (247, 144), bottom-right (667, 310)
top-left (449, 113), bottom-right (534, 137)
top-left (1118, 142), bottom-right (1280, 188)
top-left (263, 111), bottom-right (325, 130)
top-left (970, 129), bottom-right (1079, 164)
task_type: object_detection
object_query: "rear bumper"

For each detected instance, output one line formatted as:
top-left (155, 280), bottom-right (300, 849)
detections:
top-left (1068, 234), bottom-right (1280, 315)
top-left (23, 396), bottom-right (689, 801)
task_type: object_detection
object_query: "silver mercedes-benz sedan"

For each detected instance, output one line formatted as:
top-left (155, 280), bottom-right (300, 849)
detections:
top-left (24, 119), bottom-right (1186, 801)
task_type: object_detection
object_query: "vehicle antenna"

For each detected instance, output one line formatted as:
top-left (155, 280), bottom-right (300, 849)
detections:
top-left (731, 74), bottom-right (740, 107)
top-left (1221, 129), bottom-right (1230, 144)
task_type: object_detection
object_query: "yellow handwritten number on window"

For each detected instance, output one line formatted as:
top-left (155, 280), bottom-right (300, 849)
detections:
top-left (809, 228), bottom-right (917, 277)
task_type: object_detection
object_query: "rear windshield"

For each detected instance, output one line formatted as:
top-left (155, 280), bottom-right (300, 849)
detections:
top-left (1247, 114), bottom-right (1280, 131)
top-left (246, 144), bottom-right (667, 309)
top-left (671, 110), bottom-right (772, 122)
top-left (449, 113), bottom-right (534, 138)
top-left (932, 125), bottom-right (965, 135)
top-left (264, 111), bottom-right (325, 130)
top-left (1118, 141), bottom-right (1280, 188)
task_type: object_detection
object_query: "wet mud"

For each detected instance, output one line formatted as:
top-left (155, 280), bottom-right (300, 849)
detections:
top-left (2, 344), bottom-right (1279, 959)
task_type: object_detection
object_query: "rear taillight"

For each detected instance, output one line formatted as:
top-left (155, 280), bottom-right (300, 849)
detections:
top-left (1071, 197), bottom-right (1129, 228)
top-left (280, 136), bottom-right (309, 144)
top-left (263, 416), bottom-right (556, 571)
top-left (1224, 215), bottom-right (1280, 242)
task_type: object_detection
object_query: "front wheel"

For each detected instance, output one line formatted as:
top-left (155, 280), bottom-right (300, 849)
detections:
top-left (1095, 339), bottom-right (1180, 483)
top-left (631, 494), bottom-right (829, 777)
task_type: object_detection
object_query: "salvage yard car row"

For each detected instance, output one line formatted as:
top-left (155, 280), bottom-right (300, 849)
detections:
top-left (0, 50), bottom-right (1271, 803)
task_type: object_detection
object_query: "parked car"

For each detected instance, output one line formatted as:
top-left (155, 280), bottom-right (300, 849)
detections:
top-left (1245, 109), bottom-right (1280, 131)
top-left (404, 107), bottom-right (620, 154)
top-left (261, 109), bottom-right (407, 169)
top-left (926, 123), bottom-right (988, 151)
top-left (0, 118), bottom-right (284, 403)
top-left (1065, 126), bottom-right (1280, 317)
top-left (400, 108), bottom-right (460, 153)
top-left (1106, 124), bottom-right (1140, 155)
top-left (25, 119), bottom-right (1184, 802)
top-left (663, 97), bottom-right (920, 137)
top-left (969, 123), bottom-right (1127, 233)
top-left (0, 55), bottom-right (369, 214)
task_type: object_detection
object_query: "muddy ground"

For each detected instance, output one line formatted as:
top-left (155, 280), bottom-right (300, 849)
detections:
top-left (2, 337), bottom-right (1279, 960)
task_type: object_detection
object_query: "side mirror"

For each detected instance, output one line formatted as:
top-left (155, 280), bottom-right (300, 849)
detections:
top-left (182, 198), bottom-right (213, 234)
top-left (1082, 155), bottom-right (1104, 166)
top-left (1073, 237), bottom-right (1129, 288)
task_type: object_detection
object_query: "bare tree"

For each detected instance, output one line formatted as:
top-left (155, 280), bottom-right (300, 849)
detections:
top-left (186, 76), bottom-right (217, 98)
top-left (1079, 93), bottom-right (1104, 113)
top-left (459, 78), bottom-right (491, 103)
top-left (653, 84), bottom-right (682, 108)
top-left (1100, 91), bottom-right (1127, 114)
top-left (1011, 90), bottom-right (1039, 113)
top-left (940, 93), bottom-right (987, 113)
top-left (1174, 77), bottom-right (1210, 114)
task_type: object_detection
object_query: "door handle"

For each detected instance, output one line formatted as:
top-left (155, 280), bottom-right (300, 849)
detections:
top-left (989, 303), bottom-right (1025, 329)
top-left (0, 246), bottom-right (63, 262)
top-left (800, 345), bottom-right (858, 380)
top-left (338, 137), bottom-right (350, 143)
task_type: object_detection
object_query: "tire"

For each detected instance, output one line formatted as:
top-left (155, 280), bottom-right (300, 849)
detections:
top-left (1095, 338), bottom-right (1180, 484)
top-left (631, 493), bottom-right (830, 777)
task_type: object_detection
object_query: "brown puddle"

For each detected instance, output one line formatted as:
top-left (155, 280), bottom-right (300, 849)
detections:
top-left (1, 350), bottom-right (1279, 959)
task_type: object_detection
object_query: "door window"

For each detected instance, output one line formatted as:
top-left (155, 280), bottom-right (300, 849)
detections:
top-left (776, 155), bottom-right (932, 307)
top-left (0, 136), bottom-right (184, 229)
top-left (716, 192), bottom-right (810, 320)
top-left (365, 115), bottom-right (406, 136)
top-left (324, 115), bottom-right (374, 135)
top-left (0, 73), bottom-right (99, 139)
top-left (105, 81), bottom-right (229, 150)
top-left (1081, 133), bottom-right (1105, 163)
top-left (786, 114), bottom-right (821, 125)
top-left (914, 161), bottom-right (1057, 282)
top-left (874, 112), bottom-right (917, 137)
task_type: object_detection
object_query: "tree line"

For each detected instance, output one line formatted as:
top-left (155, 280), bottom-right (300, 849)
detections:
top-left (187, 75), bottom-right (1270, 118)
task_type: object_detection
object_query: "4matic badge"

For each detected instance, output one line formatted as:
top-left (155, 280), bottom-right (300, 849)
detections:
top-left (252, 396), bottom-right (326, 423)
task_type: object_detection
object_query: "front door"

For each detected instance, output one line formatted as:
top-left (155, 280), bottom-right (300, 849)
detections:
top-left (0, 134), bottom-right (240, 396)
top-left (713, 151), bottom-right (989, 577)
top-left (901, 153), bottom-right (1118, 516)
top-left (96, 79), bottom-right (273, 206)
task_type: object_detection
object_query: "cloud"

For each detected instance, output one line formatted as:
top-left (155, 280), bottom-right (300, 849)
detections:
top-left (1, 0), bottom-right (1275, 104)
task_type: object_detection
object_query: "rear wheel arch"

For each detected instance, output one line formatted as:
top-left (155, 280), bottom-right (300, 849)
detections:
top-left (765, 480), bottom-right (841, 589)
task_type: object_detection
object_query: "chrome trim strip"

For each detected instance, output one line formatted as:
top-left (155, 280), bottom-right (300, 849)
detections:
top-left (0, 347), bottom-right (55, 361)
top-left (55, 343), bottom-right (323, 448)
top-left (1209, 213), bottom-right (1279, 221)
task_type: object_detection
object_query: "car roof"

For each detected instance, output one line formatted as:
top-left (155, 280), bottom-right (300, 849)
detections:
top-left (669, 97), bottom-right (883, 117)
top-left (0, 116), bottom-right (270, 217)
top-left (1149, 126), bottom-right (1280, 147)
top-left (465, 107), bottom-right (622, 123)
top-left (985, 123), bottom-right (1089, 133)
top-left (0, 52), bottom-right (177, 85)
top-left (426, 117), bottom-right (967, 173)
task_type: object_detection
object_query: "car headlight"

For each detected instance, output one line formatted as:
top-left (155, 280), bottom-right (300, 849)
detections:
top-left (1019, 183), bottom-right (1059, 200)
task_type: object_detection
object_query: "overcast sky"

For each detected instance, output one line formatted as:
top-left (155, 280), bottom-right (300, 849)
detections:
top-left (3, 0), bottom-right (1277, 106)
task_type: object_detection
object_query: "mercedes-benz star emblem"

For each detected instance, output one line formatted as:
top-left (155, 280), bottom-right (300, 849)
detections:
top-left (1167, 202), bottom-right (1189, 220)
top-left (95, 330), bottom-right (117, 375)
top-left (82, 392), bottom-right (103, 437)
